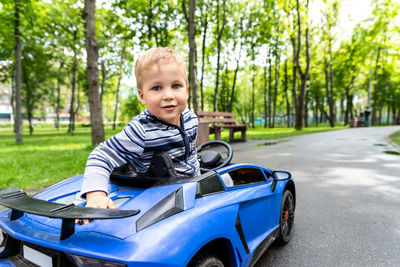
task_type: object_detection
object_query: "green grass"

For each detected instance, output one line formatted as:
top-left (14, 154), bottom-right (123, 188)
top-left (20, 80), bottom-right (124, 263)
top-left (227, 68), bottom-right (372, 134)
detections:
top-left (0, 123), bottom-right (347, 191)
top-left (0, 126), bottom-right (123, 191)
top-left (389, 130), bottom-right (400, 147)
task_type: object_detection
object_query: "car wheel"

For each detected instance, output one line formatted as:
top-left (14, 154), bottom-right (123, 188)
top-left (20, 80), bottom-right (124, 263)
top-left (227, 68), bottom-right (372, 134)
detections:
top-left (188, 252), bottom-right (224, 267)
top-left (278, 190), bottom-right (295, 244)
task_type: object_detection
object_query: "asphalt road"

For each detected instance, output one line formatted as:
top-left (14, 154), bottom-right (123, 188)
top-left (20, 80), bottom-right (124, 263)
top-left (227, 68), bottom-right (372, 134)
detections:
top-left (231, 126), bottom-right (400, 267)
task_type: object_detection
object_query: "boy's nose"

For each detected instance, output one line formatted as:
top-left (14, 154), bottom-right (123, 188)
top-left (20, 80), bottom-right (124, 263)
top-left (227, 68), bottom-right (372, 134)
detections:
top-left (162, 87), bottom-right (175, 99)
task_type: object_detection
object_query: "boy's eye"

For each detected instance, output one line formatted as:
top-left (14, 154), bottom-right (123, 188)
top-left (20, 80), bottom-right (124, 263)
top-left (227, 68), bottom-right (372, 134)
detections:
top-left (172, 84), bottom-right (181, 89)
top-left (152, 86), bottom-right (161, 91)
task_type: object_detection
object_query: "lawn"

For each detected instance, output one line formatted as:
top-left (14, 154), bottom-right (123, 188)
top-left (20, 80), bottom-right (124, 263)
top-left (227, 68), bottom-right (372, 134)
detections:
top-left (0, 125), bottom-right (123, 191)
top-left (1, 123), bottom-right (347, 191)
top-left (389, 130), bottom-right (400, 147)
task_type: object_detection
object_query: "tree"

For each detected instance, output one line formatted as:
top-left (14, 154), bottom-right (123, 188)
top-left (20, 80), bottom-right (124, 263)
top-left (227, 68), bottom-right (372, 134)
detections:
top-left (182, 0), bottom-right (199, 112)
top-left (368, 0), bottom-right (398, 125)
top-left (213, 0), bottom-right (226, 112)
top-left (321, 0), bottom-right (341, 127)
top-left (21, 41), bottom-right (52, 135)
top-left (83, 0), bottom-right (104, 146)
top-left (227, 7), bottom-right (244, 113)
top-left (198, 0), bottom-right (210, 111)
top-left (14, 0), bottom-right (22, 143)
top-left (294, 0), bottom-right (311, 131)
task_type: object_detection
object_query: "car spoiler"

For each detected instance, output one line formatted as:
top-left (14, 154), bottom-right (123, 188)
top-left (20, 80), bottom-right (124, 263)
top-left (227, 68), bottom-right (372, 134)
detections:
top-left (0, 188), bottom-right (140, 240)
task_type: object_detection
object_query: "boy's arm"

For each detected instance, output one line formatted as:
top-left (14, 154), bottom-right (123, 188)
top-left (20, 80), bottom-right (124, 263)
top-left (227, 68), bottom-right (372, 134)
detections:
top-left (80, 119), bottom-right (146, 200)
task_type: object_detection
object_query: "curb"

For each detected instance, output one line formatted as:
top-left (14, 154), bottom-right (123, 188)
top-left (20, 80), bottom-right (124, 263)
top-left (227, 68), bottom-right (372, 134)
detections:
top-left (385, 136), bottom-right (400, 152)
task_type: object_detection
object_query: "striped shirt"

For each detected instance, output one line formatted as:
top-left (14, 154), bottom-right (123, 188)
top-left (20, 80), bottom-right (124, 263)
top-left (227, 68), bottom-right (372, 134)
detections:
top-left (80, 108), bottom-right (200, 197)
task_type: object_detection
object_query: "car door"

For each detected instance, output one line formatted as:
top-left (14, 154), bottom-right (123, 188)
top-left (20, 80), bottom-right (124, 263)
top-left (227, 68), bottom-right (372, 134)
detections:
top-left (221, 167), bottom-right (277, 251)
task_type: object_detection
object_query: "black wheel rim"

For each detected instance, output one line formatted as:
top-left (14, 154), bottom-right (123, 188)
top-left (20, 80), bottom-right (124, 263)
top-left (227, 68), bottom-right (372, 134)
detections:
top-left (281, 193), bottom-right (294, 238)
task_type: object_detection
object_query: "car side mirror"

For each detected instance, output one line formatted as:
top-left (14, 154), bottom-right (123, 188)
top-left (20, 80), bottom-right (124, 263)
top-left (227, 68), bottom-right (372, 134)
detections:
top-left (271, 171), bottom-right (292, 192)
top-left (272, 171), bottom-right (291, 180)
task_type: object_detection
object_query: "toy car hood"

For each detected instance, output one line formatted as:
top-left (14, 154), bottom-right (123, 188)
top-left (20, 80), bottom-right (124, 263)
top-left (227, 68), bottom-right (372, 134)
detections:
top-left (0, 171), bottom-right (219, 241)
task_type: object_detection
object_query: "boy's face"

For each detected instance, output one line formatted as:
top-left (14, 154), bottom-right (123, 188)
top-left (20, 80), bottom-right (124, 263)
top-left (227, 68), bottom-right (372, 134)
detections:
top-left (138, 62), bottom-right (189, 126)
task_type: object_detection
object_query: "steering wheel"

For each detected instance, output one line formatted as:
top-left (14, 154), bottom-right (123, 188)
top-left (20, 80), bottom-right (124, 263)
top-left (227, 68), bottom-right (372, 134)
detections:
top-left (197, 140), bottom-right (233, 173)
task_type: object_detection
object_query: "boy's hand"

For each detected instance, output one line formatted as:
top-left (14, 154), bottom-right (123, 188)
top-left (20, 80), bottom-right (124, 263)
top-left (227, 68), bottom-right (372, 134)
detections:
top-left (85, 191), bottom-right (116, 209)
top-left (77, 191), bottom-right (116, 225)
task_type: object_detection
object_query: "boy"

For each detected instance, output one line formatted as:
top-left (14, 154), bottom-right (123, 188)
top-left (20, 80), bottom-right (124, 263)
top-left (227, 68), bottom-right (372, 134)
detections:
top-left (80, 47), bottom-right (200, 211)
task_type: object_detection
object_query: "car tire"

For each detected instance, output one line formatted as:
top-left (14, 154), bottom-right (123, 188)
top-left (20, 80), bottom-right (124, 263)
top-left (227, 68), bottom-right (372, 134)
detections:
top-left (277, 190), bottom-right (295, 244)
top-left (188, 252), bottom-right (224, 267)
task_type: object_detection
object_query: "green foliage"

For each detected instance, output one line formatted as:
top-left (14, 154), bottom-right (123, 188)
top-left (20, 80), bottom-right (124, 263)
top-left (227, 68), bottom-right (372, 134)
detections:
top-left (120, 91), bottom-right (146, 122)
top-left (1, 0), bottom-right (400, 140)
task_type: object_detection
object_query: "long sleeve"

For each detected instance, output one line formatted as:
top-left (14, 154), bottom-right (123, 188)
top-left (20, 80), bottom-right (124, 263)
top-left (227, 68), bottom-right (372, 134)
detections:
top-left (80, 119), bottom-right (146, 198)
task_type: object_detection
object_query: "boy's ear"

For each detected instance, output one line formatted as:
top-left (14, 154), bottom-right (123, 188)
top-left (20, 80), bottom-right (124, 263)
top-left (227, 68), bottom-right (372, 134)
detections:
top-left (138, 89), bottom-right (146, 105)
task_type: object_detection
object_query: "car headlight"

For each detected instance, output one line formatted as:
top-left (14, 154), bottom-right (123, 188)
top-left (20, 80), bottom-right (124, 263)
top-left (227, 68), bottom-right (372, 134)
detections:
top-left (66, 254), bottom-right (126, 267)
top-left (0, 229), bottom-right (19, 258)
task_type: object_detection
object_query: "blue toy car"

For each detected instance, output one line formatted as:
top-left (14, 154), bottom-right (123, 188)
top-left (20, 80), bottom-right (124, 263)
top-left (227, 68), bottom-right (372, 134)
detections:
top-left (0, 140), bottom-right (295, 266)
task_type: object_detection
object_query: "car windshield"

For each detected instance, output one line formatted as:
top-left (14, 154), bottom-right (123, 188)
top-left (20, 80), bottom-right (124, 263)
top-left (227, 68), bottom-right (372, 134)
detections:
top-left (220, 167), bottom-right (267, 188)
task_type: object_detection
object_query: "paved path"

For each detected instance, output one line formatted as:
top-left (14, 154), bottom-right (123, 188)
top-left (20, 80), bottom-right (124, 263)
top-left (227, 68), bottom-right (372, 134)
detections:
top-left (231, 126), bottom-right (400, 267)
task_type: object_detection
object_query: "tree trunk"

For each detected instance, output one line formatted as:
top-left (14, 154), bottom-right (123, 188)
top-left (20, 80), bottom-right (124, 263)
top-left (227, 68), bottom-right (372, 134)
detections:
top-left (27, 110), bottom-right (33, 135)
top-left (74, 83), bottom-right (81, 124)
top-left (55, 81), bottom-right (61, 130)
top-left (272, 49), bottom-right (280, 128)
top-left (228, 39), bottom-right (242, 113)
top-left (392, 95), bottom-right (397, 125)
top-left (290, 37), bottom-right (297, 123)
top-left (21, 65), bottom-right (34, 135)
top-left (371, 47), bottom-right (381, 126)
top-left (100, 60), bottom-right (107, 107)
top-left (328, 35), bottom-right (335, 126)
top-left (68, 30), bottom-right (78, 134)
top-left (213, 0), bottom-right (226, 111)
top-left (200, 10), bottom-right (208, 111)
top-left (188, 0), bottom-right (198, 113)
top-left (294, 0), bottom-right (310, 131)
top-left (148, 0), bottom-right (153, 43)
top-left (378, 65), bottom-right (387, 125)
top-left (304, 90), bottom-right (309, 127)
top-left (344, 75), bottom-right (355, 125)
top-left (113, 46), bottom-right (125, 130)
top-left (251, 43), bottom-right (256, 128)
top-left (11, 67), bottom-right (16, 133)
top-left (55, 61), bottom-right (64, 131)
top-left (83, 0), bottom-right (105, 146)
top-left (268, 53), bottom-right (272, 128)
top-left (339, 96), bottom-right (344, 123)
top-left (344, 88), bottom-right (351, 126)
top-left (314, 95), bottom-right (319, 126)
top-left (284, 59), bottom-right (291, 127)
top-left (263, 65), bottom-right (267, 128)
top-left (386, 100), bottom-right (390, 125)
top-left (14, 0), bottom-right (22, 144)
top-left (324, 61), bottom-right (334, 127)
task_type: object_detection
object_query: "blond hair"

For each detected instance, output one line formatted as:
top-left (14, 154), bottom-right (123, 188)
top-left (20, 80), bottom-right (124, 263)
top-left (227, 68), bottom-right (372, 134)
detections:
top-left (135, 47), bottom-right (188, 89)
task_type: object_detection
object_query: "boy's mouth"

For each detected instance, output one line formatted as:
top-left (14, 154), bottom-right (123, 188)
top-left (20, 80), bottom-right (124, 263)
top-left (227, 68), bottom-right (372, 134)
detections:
top-left (162, 105), bottom-right (176, 110)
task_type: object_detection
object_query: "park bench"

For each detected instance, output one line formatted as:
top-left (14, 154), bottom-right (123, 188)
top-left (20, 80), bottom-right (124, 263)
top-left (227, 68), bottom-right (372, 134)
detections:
top-left (196, 111), bottom-right (247, 145)
top-left (349, 116), bottom-right (365, 127)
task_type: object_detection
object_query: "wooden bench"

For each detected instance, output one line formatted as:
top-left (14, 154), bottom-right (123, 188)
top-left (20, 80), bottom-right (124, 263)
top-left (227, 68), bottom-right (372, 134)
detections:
top-left (196, 111), bottom-right (247, 145)
top-left (349, 117), bottom-right (365, 128)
